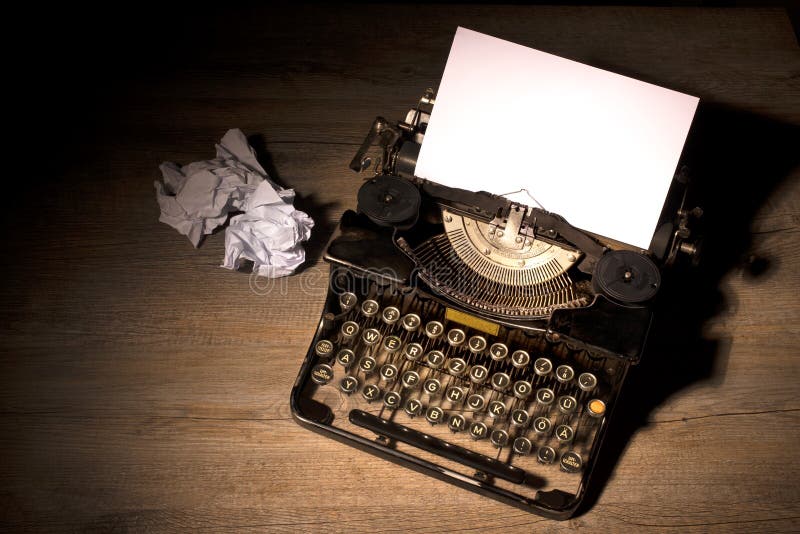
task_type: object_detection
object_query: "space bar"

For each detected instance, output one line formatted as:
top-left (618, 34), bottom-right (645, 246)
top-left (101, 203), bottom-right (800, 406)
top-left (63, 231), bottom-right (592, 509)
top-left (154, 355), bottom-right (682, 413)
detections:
top-left (349, 409), bottom-right (526, 484)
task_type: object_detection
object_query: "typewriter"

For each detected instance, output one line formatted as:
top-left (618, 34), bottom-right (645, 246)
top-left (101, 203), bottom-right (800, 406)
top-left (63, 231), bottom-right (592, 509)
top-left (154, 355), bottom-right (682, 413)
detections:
top-left (291, 90), bottom-right (701, 519)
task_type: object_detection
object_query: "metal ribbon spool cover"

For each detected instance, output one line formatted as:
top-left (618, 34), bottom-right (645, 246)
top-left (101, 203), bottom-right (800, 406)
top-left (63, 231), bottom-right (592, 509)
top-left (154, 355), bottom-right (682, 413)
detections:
top-left (592, 250), bottom-right (661, 304)
top-left (357, 175), bottom-right (421, 227)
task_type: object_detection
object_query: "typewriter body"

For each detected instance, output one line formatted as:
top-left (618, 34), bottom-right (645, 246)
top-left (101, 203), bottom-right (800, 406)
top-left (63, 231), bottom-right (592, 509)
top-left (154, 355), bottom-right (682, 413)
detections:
top-left (291, 91), bottom-right (700, 519)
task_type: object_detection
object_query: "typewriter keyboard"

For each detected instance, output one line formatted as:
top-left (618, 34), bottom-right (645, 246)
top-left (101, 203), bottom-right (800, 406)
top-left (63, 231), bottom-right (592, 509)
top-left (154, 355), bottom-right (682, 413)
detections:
top-left (301, 277), bottom-right (625, 497)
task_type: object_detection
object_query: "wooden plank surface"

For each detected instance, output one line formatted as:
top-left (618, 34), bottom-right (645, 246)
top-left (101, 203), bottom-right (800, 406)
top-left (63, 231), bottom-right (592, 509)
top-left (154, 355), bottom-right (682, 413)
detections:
top-left (1, 5), bottom-right (799, 532)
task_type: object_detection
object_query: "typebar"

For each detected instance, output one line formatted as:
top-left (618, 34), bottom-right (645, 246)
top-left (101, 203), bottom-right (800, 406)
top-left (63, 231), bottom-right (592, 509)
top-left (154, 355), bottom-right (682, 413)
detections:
top-left (349, 409), bottom-right (527, 484)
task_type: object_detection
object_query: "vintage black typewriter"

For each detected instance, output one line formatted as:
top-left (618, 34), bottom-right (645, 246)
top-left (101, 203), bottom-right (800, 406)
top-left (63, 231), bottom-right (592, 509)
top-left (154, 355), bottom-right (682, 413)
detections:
top-left (291, 91), bottom-right (701, 519)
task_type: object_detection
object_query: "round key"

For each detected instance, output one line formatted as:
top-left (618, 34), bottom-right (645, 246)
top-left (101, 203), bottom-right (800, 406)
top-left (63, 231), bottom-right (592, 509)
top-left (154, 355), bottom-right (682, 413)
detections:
top-left (536, 388), bottom-right (555, 406)
top-left (340, 320), bottom-right (360, 340)
top-left (487, 400), bottom-right (506, 419)
top-left (426, 406), bottom-right (445, 425)
top-left (511, 350), bottom-right (530, 368)
top-left (560, 451), bottom-right (583, 473)
top-left (311, 363), bottom-right (334, 385)
top-left (380, 364), bottom-right (398, 382)
top-left (513, 437), bottom-right (533, 455)
top-left (555, 424), bottom-right (574, 443)
top-left (383, 391), bottom-right (401, 410)
top-left (537, 446), bottom-right (556, 465)
top-left (339, 292), bottom-right (357, 312)
top-left (423, 378), bottom-right (441, 395)
top-left (446, 358), bottom-right (467, 376)
top-left (466, 394), bottom-right (486, 412)
top-left (469, 365), bottom-right (489, 384)
top-left (362, 328), bottom-right (381, 346)
top-left (401, 313), bottom-right (421, 332)
top-left (491, 372), bottom-right (511, 391)
top-left (424, 321), bottom-right (444, 339)
top-left (448, 413), bottom-right (466, 432)
top-left (490, 429), bottom-right (509, 448)
top-left (339, 375), bottom-right (359, 394)
top-left (361, 299), bottom-right (379, 317)
top-left (469, 421), bottom-right (488, 440)
top-left (587, 398), bottom-right (606, 418)
top-left (578, 372), bottom-right (598, 392)
top-left (512, 380), bottom-right (533, 400)
top-left (468, 335), bottom-right (487, 353)
top-left (445, 386), bottom-right (465, 403)
top-left (361, 384), bottom-right (381, 402)
top-left (510, 409), bottom-right (529, 426)
top-left (555, 364), bottom-right (574, 383)
top-left (446, 328), bottom-right (466, 347)
top-left (403, 342), bottom-right (423, 361)
top-left (382, 335), bottom-right (402, 353)
top-left (532, 416), bottom-right (552, 436)
top-left (381, 306), bottom-right (400, 325)
top-left (336, 349), bottom-right (355, 367)
top-left (315, 340), bottom-right (334, 358)
top-left (404, 398), bottom-right (423, 417)
top-left (358, 355), bottom-right (377, 374)
top-left (489, 342), bottom-right (508, 361)
top-left (534, 357), bottom-right (553, 376)
top-left (425, 350), bottom-right (445, 369)
top-left (401, 370), bottom-right (421, 389)
top-left (558, 395), bottom-right (578, 415)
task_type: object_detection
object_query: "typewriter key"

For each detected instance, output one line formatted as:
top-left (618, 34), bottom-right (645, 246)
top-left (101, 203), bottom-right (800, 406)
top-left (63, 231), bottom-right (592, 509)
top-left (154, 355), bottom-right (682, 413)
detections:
top-left (423, 378), bottom-right (442, 395)
top-left (555, 424), bottom-right (574, 443)
top-left (336, 349), bottom-right (355, 367)
top-left (382, 335), bottom-right (402, 353)
top-left (361, 299), bottom-right (379, 317)
top-left (536, 388), bottom-right (555, 406)
top-left (445, 386), bottom-right (465, 403)
top-left (446, 358), bottom-right (467, 376)
top-left (401, 313), bottom-right (421, 332)
top-left (511, 350), bottom-right (531, 368)
top-left (381, 306), bottom-right (400, 325)
top-left (358, 356), bottom-right (377, 374)
top-left (587, 398), bottom-right (606, 418)
top-left (490, 429), bottom-right (509, 448)
top-left (512, 380), bottom-right (533, 400)
top-left (511, 409), bottom-right (530, 426)
top-left (532, 417), bottom-right (552, 436)
top-left (362, 328), bottom-right (381, 346)
top-left (311, 364), bottom-right (334, 385)
top-left (468, 335), bottom-right (487, 353)
top-left (489, 342), bottom-right (509, 361)
top-left (339, 376), bottom-right (359, 395)
top-left (315, 340), bottom-right (334, 358)
top-left (487, 401), bottom-right (507, 419)
top-left (383, 391), bottom-right (402, 410)
top-left (401, 370), bottom-right (421, 389)
top-left (379, 364), bottom-right (398, 382)
top-left (424, 321), bottom-right (444, 339)
top-left (534, 357), bottom-right (553, 376)
top-left (537, 446), bottom-right (556, 465)
top-left (466, 394), bottom-right (486, 411)
top-left (426, 406), bottom-right (445, 425)
top-left (469, 365), bottom-right (489, 384)
top-left (447, 413), bottom-right (466, 432)
top-left (446, 328), bottom-right (466, 347)
top-left (340, 321), bottom-right (360, 340)
top-left (403, 343), bottom-right (423, 361)
top-left (404, 398), bottom-right (423, 417)
top-left (513, 437), bottom-right (533, 455)
top-left (556, 364), bottom-right (575, 383)
top-left (425, 350), bottom-right (445, 369)
top-left (362, 384), bottom-right (381, 402)
top-left (469, 421), bottom-right (488, 440)
top-left (339, 292), bottom-right (357, 312)
top-left (491, 372), bottom-right (511, 391)
top-left (560, 451), bottom-right (583, 473)
top-left (578, 372), bottom-right (598, 392)
top-left (557, 395), bottom-right (578, 415)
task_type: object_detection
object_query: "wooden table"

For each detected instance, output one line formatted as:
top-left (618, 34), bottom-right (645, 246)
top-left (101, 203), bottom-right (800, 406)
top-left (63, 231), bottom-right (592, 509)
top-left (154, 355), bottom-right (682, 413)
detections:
top-left (2, 5), bottom-right (798, 532)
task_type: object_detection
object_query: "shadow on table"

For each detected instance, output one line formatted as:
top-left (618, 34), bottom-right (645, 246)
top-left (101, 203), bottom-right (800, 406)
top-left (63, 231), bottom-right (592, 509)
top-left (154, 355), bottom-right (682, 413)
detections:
top-left (576, 103), bottom-right (800, 516)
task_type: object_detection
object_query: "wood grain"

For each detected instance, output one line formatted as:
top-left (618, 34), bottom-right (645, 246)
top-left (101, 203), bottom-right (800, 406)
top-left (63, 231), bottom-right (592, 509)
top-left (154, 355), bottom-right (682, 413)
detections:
top-left (1, 5), bottom-right (799, 532)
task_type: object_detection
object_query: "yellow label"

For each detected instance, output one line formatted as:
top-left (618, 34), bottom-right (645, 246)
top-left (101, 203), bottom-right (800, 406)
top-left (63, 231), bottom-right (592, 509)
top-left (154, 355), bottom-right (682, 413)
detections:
top-left (445, 308), bottom-right (500, 336)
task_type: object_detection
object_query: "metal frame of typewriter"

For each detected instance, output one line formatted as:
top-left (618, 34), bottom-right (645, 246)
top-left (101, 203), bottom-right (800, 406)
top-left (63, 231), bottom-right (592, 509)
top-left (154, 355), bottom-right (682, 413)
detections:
top-left (291, 91), bottom-right (700, 520)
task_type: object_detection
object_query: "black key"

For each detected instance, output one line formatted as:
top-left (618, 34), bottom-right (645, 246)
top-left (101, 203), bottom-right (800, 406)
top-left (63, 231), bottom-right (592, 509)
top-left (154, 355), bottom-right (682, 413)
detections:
top-left (487, 400), bottom-right (507, 419)
top-left (401, 313), bottom-right (421, 332)
top-left (423, 378), bottom-right (442, 396)
top-left (383, 391), bottom-right (402, 410)
top-left (491, 372), bottom-right (511, 391)
top-left (532, 417), bottom-right (552, 436)
top-left (381, 306), bottom-right (400, 325)
top-left (466, 394), bottom-right (486, 411)
top-left (469, 365), bottom-right (489, 384)
top-left (555, 364), bottom-right (574, 383)
top-left (358, 355), bottom-right (377, 374)
top-left (340, 320), bottom-right (359, 340)
top-left (401, 370), bottom-right (421, 389)
top-left (315, 340), bottom-right (334, 358)
top-left (339, 292), bottom-right (357, 312)
top-left (469, 421), bottom-right (488, 440)
top-left (560, 451), bottom-right (583, 473)
top-left (339, 375), bottom-right (359, 394)
top-left (558, 395), bottom-right (578, 415)
top-left (534, 357), bottom-right (553, 376)
top-left (536, 388), bottom-right (555, 406)
top-left (537, 446), bottom-right (556, 465)
top-left (511, 350), bottom-right (530, 368)
top-left (362, 384), bottom-right (381, 402)
top-left (362, 328), bottom-right (381, 346)
top-left (404, 398), bottom-right (423, 417)
top-left (403, 342), bottom-right (423, 362)
top-left (555, 424), bottom-right (574, 443)
top-left (489, 342), bottom-right (508, 361)
top-left (446, 328), bottom-right (466, 347)
top-left (445, 386), bottom-right (465, 403)
top-left (336, 349), bottom-right (355, 367)
top-left (490, 429), bottom-right (509, 448)
top-left (468, 335), bottom-right (487, 354)
top-left (513, 437), bottom-right (533, 455)
top-left (578, 372), bottom-right (598, 392)
top-left (311, 363), bottom-right (334, 385)
top-left (424, 321), bottom-right (444, 339)
top-left (446, 358), bottom-right (467, 376)
top-left (382, 335), bottom-right (402, 353)
top-left (510, 409), bottom-right (530, 426)
top-left (447, 413), bottom-right (466, 432)
top-left (512, 380), bottom-right (533, 400)
top-left (361, 299), bottom-right (379, 317)
top-left (426, 406), bottom-right (445, 425)
top-left (379, 364), bottom-right (399, 382)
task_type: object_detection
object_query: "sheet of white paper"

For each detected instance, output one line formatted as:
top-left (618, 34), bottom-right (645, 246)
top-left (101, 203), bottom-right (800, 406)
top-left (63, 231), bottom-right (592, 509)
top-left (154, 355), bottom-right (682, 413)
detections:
top-left (415, 27), bottom-right (699, 249)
